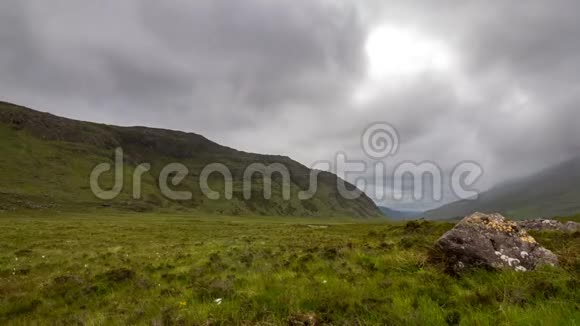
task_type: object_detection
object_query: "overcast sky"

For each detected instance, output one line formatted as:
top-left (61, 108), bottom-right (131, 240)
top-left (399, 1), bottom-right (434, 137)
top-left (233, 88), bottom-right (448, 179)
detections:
top-left (1, 1), bottom-right (579, 210)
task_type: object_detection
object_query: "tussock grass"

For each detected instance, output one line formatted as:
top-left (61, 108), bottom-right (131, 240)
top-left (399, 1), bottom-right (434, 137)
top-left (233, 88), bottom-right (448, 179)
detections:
top-left (0, 212), bottom-right (578, 325)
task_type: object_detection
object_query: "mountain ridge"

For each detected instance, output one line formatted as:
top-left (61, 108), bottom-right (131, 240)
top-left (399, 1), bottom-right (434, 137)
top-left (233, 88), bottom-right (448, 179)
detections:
top-left (423, 156), bottom-right (580, 219)
top-left (0, 101), bottom-right (381, 217)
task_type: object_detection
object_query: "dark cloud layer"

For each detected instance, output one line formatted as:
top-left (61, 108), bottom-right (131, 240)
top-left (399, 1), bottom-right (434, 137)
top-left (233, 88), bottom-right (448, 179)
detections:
top-left (1, 0), bottom-right (579, 210)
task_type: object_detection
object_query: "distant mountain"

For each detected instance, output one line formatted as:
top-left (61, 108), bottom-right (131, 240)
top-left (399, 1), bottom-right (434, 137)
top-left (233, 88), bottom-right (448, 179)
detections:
top-left (379, 206), bottom-right (422, 220)
top-left (424, 157), bottom-right (580, 220)
top-left (0, 101), bottom-right (381, 217)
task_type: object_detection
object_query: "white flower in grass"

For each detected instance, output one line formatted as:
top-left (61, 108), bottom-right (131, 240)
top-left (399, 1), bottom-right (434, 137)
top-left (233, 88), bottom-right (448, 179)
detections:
top-left (322, 280), bottom-right (327, 284)
top-left (42, 255), bottom-right (46, 259)
top-left (214, 298), bottom-right (223, 305)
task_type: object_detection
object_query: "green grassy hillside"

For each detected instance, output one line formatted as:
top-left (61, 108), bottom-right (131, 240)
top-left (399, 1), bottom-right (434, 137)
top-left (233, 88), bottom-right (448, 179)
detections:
top-left (0, 102), bottom-right (380, 217)
top-left (424, 158), bottom-right (580, 220)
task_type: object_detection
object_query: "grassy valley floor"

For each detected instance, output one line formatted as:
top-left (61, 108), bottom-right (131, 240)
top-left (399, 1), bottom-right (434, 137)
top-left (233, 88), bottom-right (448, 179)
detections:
top-left (0, 211), bottom-right (578, 325)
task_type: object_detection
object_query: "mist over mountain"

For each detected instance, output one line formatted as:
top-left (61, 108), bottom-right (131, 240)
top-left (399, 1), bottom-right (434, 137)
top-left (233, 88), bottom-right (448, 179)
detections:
top-left (379, 206), bottom-right (422, 220)
top-left (423, 156), bottom-right (580, 220)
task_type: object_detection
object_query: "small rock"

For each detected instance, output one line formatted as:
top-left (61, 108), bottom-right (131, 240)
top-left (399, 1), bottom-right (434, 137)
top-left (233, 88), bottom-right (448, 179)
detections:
top-left (517, 219), bottom-right (579, 232)
top-left (288, 312), bottom-right (318, 326)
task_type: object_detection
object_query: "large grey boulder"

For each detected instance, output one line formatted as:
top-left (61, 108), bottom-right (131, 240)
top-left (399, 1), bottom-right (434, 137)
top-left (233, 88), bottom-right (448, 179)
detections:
top-left (517, 219), bottom-right (579, 233)
top-left (433, 212), bottom-right (558, 273)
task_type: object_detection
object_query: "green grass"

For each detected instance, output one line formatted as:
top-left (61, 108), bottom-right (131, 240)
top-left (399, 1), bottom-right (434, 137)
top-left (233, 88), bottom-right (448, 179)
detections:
top-left (555, 214), bottom-right (580, 223)
top-left (0, 211), bottom-right (578, 325)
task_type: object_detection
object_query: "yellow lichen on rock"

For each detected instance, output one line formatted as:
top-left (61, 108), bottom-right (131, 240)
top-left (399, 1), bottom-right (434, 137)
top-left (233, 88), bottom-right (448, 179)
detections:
top-left (519, 233), bottom-right (537, 244)
top-left (468, 213), bottom-right (517, 234)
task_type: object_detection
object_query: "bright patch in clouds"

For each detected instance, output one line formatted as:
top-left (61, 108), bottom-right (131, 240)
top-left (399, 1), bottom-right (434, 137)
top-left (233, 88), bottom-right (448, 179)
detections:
top-left (365, 26), bottom-right (454, 79)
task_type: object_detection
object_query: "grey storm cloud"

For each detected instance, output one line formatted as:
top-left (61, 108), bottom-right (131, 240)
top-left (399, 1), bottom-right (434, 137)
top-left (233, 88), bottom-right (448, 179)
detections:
top-left (1, 0), bottom-right (579, 210)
